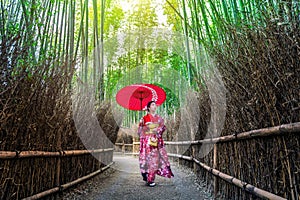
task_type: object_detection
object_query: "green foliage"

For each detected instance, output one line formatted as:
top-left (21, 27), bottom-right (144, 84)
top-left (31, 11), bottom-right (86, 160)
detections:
top-left (128, 0), bottom-right (158, 29)
top-left (4, 0), bottom-right (297, 128)
top-left (167, 53), bottom-right (184, 72)
top-left (154, 82), bottom-right (180, 115)
top-left (104, 6), bottom-right (125, 34)
top-left (104, 68), bottom-right (123, 99)
top-left (163, 0), bottom-right (182, 31)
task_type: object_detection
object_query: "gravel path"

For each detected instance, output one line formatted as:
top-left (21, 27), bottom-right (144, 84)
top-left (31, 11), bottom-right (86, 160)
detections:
top-left (62, 153), bottom-right (218, 200)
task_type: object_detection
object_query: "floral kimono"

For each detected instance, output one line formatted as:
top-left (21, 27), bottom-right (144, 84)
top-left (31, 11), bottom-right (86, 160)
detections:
top-left (138, 113), bottom-right (174, 183)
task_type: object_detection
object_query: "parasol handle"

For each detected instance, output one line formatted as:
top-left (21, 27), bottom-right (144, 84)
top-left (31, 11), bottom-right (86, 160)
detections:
top-left (140, 98), bottom-right (143, 110)
top-left (139, 98), bottom-right (144, 119)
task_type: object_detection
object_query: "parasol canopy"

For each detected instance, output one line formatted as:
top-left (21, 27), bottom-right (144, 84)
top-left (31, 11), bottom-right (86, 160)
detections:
top-left (116, 83), bottom-right (166, 111)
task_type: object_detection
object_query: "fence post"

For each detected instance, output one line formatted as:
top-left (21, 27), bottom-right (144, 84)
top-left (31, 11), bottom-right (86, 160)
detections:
top-left (192, 144), bottom-right (199, 175)
top-left (122, 141), bottom-right (126, 154)
top-left (56, 132), bottom-right (62, 194)
top-left (132, 138), bottom-right (137, 155)
top-left (176, 132), bottom-right (179, 165)
top-left (213, 143), bottom-right (219, 197)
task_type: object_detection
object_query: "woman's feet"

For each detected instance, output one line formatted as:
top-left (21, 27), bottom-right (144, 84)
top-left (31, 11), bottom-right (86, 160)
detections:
top-left (147, 182), bottom-right (156, 187)
top-left (142, 173), bottom-right (148, 182)
top-left (142, 173), bottom-right (156, 187)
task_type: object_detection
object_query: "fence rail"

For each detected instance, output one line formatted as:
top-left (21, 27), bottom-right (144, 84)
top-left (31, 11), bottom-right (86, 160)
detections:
top-left (115, 141), bottom-right (140, 155)
top-left (117, 122), bottom-right (299, 150)
top-left (0, 148), bottom-right (114, 159)
top-left (164, 122), bottom-right (300, 145)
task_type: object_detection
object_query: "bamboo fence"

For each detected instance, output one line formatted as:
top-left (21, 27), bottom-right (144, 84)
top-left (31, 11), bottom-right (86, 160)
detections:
top-left (0, 148), bottom-right (114, 199)
top-left (22, 162), bottom-right (114, 200)
top-left (118, 122), bottom-right (300, 200)
top-left (164, 122), bottom-right (300, 145)
top-left (167, 153), bottom-right (286, 200)
top-left (115, 141), bottom-right (140, 155)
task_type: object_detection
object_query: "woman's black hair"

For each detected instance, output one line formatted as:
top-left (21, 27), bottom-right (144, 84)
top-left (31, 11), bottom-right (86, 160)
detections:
top-left (146, 101), bottom-right (156, 112)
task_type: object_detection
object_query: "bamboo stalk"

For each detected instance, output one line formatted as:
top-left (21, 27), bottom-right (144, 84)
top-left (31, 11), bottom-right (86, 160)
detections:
top-left (165, 0), bottom-right (197, 34)
top-left (0, 148), bottom-right (114, 159)
top-left (168, 153), bottom-right (287, 200)
top-left (181, 0), bottom-right (192, 85)
top-left (22, 162), bottom-right (114, 200)
top-left (99, 0), bottom-right (105, 100)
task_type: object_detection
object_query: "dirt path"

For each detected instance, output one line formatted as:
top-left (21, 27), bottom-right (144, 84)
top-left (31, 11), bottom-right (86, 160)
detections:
top-left (62, 153), bottom-right (218, 200)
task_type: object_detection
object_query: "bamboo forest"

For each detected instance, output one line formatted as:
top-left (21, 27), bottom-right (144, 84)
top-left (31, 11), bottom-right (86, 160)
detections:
top-left (0, 0), bottom-right (299, 199)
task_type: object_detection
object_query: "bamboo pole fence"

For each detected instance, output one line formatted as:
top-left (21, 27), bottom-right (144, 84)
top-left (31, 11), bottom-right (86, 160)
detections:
top-left (1, 148), bottom-right (114, 199)
top-left (115, 142), bottom-right (139, 155)
top-left (117, 122), bottom-right (299, 199)
top-left (0, 148), bottom-right (114, 159)
top-left (164, 122), bottom-right (300, 145)
top-left (22, 162), bottom-right (114, 200)
top-left (168, 153), bottom-right (286, 200)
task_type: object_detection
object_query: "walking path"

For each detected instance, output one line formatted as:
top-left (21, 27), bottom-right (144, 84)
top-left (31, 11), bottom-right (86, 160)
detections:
top-left (62, 153), bottom-right (218, 200)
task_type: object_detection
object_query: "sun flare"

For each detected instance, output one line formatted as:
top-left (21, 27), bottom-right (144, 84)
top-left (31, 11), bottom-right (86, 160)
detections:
top-left (116, 0), bottom-right (168, 26)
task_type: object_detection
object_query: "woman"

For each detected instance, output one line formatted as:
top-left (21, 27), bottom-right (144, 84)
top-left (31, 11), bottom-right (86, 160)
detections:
top-left (138, 100), bottom-right (174, 187)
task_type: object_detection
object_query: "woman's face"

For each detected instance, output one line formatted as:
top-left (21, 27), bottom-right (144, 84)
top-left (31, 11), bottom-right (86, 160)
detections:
top-left (149, 102), bottom-right (157, 112)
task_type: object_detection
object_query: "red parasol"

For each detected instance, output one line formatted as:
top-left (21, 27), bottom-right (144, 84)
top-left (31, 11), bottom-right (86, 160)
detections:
top-left (116, 84), bottom-right (166, 111)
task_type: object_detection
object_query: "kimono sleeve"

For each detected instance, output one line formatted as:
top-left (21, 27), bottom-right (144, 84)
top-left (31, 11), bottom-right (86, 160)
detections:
top-left (156, 115), bottom-right (166, 138)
